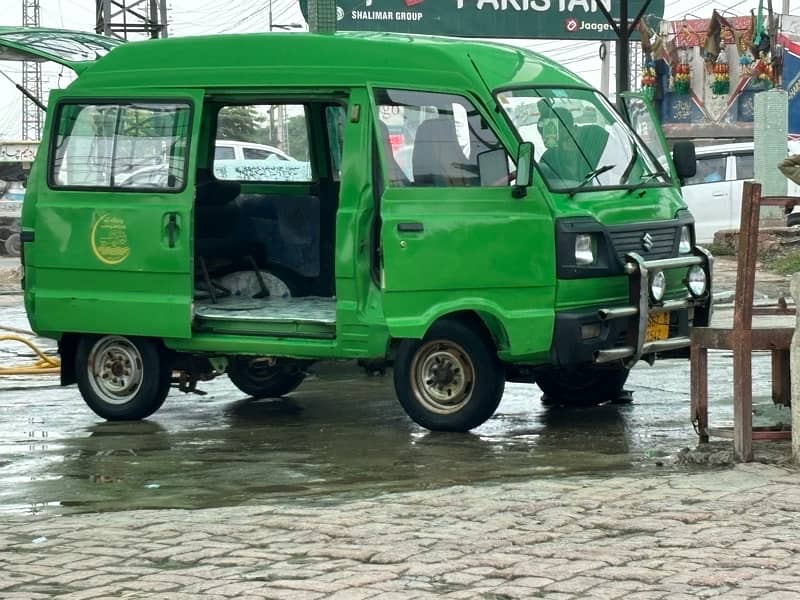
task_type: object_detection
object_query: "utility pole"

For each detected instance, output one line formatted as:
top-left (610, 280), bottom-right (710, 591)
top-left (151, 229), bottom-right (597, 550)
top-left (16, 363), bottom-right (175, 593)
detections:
top-left (596, 0), bottom-right (652, 106)
top-left (21, 0), bottom-right (42, 141)
top-left (96, 0), bottom-right (169, 40)
top-left (600, 41), bottom-right (611, 96)
top-left (307, 0), bottom-right (336, 33)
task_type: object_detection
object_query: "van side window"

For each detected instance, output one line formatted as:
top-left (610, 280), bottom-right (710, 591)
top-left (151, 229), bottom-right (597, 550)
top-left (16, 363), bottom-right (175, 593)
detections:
top-left (735, 153), bottom-right (754, 180)
top-left (373, 89), bottom-right (505, 187)
top-left (213, 104), bottom-right (311, 182)
top-left (686, 155), bottom-right (726, 185)
top-left (51, 102), bottom-right (190, 190)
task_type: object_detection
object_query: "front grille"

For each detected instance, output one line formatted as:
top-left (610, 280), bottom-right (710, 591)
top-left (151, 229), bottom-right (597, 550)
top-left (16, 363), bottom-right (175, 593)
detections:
top-left (608, 227), bottom-right (676, 262)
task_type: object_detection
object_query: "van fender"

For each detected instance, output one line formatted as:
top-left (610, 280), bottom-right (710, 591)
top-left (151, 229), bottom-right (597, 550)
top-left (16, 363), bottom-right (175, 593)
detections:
top-left (385, 297), bottom-right (553, 360)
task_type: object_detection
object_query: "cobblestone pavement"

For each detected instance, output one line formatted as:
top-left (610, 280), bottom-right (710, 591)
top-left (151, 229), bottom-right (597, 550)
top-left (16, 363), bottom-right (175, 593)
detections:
top-left (3, 463), bottom-right (800, 599)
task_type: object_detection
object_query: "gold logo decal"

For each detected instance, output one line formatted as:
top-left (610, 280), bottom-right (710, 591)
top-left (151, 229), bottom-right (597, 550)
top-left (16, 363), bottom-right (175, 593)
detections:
top-left (91, 214), bottom-right (130, 265)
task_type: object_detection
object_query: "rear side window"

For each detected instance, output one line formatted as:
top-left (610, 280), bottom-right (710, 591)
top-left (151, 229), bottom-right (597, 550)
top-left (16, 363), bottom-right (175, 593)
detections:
top-left (51, 102), bottom-right (191, 190)
top-left (735, 153), bottom-right (754, 180)
top-left (686, 155), bottom-right (726, 186)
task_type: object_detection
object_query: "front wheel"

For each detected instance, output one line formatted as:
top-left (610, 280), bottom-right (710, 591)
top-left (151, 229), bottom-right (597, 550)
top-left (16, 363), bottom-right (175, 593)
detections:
top-left (227, 356), bottom-right (307, 398)
top-left (393, 319), bottom-right (505, 432)
top-left (535, 366), bottom-right (630, 407)
top-left (76, 335), bottom-right (172, 420)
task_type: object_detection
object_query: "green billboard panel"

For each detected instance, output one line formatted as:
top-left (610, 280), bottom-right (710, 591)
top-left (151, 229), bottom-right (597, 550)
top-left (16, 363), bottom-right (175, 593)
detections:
top-left (298, 0), bottom-right (664, 41)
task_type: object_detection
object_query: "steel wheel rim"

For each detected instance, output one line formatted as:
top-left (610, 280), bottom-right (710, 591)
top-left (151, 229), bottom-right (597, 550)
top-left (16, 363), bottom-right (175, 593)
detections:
top-left (410, 339), bottom-right (475, 415)
top-left (241, 358), bottom-right (281, 383)
top-left (87, 336), bottom-right (144, 405)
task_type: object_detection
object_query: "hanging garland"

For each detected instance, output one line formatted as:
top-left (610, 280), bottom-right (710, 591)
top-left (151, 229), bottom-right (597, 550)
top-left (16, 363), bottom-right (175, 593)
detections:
top-left (673, 48), bottom-right (691, 95)
top-left (751, 51), bottom-right (774, 88)
top-left (640, 56), bottom-right (656, 99)
top-left (711, 43), bottom-right (730, 95)
top-left (672, 20), bottom-right (694, 96)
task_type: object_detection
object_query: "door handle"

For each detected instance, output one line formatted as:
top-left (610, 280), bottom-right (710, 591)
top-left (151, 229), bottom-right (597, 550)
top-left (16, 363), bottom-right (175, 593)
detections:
top-left (166, 213), bottom-right (178, 248)
top-left (712, 192), bottom-right (726, 197)
top-left (397, 222), bottom-right (424, 233)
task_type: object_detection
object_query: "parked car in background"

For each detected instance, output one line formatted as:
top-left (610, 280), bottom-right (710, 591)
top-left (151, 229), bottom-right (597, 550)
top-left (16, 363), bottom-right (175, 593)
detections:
top-left (681, 142), bottom-right (800, 244)
top-left (214, 140), bottom-right (295, 162)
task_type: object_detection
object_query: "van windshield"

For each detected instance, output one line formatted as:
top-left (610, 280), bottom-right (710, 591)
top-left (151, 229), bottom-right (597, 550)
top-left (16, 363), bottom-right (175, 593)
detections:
top-left (497, 87), bottom-right (668, 192)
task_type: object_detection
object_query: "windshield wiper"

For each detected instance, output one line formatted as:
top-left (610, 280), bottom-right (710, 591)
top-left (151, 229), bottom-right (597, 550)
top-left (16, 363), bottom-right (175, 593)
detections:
top-left (624, 170), bottom-right (668, 194)
top-left (569, 164), bottom-right (615, 196)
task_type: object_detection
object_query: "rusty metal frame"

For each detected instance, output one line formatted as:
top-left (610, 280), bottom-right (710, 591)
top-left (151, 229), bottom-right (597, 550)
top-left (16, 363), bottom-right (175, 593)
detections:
top-left (690, 182), bottom-right (794, 462)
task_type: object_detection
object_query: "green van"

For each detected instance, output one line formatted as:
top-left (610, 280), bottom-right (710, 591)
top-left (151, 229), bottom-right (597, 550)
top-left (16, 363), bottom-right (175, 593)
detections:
top-left (3, 28), bottom-right (711, 431)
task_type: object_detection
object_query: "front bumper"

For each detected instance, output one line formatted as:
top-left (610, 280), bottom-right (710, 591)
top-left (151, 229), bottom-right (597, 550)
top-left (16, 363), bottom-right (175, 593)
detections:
top-left (551, 247), bottom-right (713, 368)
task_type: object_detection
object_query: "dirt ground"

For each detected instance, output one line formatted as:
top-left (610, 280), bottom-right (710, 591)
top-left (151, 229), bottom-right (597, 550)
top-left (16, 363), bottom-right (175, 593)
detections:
top-left (710, 254), bottom-right (793, 303)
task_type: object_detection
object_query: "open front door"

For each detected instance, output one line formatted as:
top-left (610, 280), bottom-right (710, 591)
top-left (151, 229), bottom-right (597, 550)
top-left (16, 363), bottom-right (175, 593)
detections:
top-left (620, 92), bottom-right (677, 183)
top-left (25, 89), bottom-right (202, 339)
top-left (0, 27), bottom-right (122, 75)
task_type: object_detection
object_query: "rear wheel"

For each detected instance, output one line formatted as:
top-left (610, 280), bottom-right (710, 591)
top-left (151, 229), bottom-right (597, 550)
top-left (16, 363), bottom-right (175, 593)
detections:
top-left (787, 213), bottom-right (800, 227)
top-left (535, 366), bottom-right (630, 407)
top-left (393, 319), bottom-right (505, 432)
top-left (76, 335), bottom-right (171, 420)
top-left (227, 357), bottom-right (307, 398)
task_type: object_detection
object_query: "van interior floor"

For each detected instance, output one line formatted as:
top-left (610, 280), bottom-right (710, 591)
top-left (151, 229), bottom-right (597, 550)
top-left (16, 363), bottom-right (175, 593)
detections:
top-left (194, 295), bottom-right (336, 324)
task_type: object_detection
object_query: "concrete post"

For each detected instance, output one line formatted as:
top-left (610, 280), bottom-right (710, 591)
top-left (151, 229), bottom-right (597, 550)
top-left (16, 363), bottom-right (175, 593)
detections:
top-left (754, 89), bottom-right (789, 227)
top-left (791, 272), bottom-right (800, 461)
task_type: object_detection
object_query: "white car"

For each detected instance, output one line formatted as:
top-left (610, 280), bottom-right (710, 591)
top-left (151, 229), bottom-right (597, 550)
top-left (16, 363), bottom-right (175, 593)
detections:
top-left (214, 140), bottom-right (295, 162)
top-left (681, 142), bottom-right (800, 244)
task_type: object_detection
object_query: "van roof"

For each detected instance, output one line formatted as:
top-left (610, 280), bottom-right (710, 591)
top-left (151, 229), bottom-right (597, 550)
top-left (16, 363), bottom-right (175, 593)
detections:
top-left (68, 32), bottom-right (590, 95)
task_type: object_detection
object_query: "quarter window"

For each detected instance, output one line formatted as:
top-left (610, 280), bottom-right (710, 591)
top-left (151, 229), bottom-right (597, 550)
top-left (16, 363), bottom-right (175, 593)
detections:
top-left (735, 153), bottom-right (754, 180)
top-left (374, 89), bottom-right (506, 187)
top-left (51, 102), bottom-right (191, 190)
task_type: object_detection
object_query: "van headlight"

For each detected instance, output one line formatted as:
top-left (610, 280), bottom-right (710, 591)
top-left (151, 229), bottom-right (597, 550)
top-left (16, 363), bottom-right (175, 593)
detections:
top-left (650, 270), bottom-right (666, 302)
top-left (686, 265), bottom-right (707, 297)
top-left (575, 234), bottom-right (596, 265)
top-left (678, 226), bottom-right (692, 254)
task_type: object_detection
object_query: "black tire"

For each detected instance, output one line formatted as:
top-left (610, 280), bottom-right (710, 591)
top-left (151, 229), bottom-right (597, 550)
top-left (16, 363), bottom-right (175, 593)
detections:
top-left (76, 335), bottom-right (171, 421)
top-left (788, 213), bottom-right (800, 227)
top-left (4, 233), bottom-right (20, 257)
top-left (535, 366), bottom-right (630, 407)
top-left (393, 319), bottom-right (505, 432)
top-left (227, 356), bottom-right (307, 398)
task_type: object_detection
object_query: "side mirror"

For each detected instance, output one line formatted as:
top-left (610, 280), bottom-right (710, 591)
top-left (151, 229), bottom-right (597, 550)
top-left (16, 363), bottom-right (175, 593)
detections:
top-left (513, 141), bottom-right (534, 198)
top-left (672, 141), bottom-right (696, 181)
top-left (477, 148), bottom-right (510, 187)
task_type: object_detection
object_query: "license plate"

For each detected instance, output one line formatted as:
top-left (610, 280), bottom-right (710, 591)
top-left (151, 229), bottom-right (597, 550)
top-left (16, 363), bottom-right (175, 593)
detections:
top-left (645, 313), bottom-right (670, 343)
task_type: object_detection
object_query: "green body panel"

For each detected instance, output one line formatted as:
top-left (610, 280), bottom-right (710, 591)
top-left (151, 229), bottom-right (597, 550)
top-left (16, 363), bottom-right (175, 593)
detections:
top-left (14, 31), bottom-right (699, 367)
top-left (24, 88), bottom-right (201, 339)
top-left (65, 33), bottom-right (587, 97)
top-left (380, 185), bottom-right (555, 359)
top-left (550, 186), bottom-right (687, 311)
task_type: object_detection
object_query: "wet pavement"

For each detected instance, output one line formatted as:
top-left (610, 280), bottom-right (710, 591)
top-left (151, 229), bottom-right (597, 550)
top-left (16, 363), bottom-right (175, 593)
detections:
top-left (0, 288), bottom-right (791, 518)
top-left (1, 257), bottom-right (799, 598)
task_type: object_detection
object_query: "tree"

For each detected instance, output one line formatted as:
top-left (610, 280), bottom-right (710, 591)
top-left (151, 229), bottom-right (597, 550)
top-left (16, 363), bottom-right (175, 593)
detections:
top-left (217, 106), bottom-right (263, 143)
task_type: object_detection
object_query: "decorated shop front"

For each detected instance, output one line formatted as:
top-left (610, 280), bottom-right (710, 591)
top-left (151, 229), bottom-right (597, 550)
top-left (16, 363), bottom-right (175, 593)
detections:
top-left (640, 10), bottom-right (782, 139)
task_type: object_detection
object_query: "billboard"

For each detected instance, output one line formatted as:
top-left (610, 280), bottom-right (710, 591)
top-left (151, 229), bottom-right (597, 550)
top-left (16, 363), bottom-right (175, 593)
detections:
top-left (299, 0), bottom-right (664, 41)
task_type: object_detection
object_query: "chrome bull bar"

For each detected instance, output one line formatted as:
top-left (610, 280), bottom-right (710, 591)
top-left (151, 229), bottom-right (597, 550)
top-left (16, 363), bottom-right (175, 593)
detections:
top-left (594, 247), bottom-right (713, 368)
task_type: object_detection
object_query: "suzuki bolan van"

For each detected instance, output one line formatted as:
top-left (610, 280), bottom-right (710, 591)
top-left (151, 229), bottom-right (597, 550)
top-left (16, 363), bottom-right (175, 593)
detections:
top-left (2, 28), bottom-right (711, 431)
